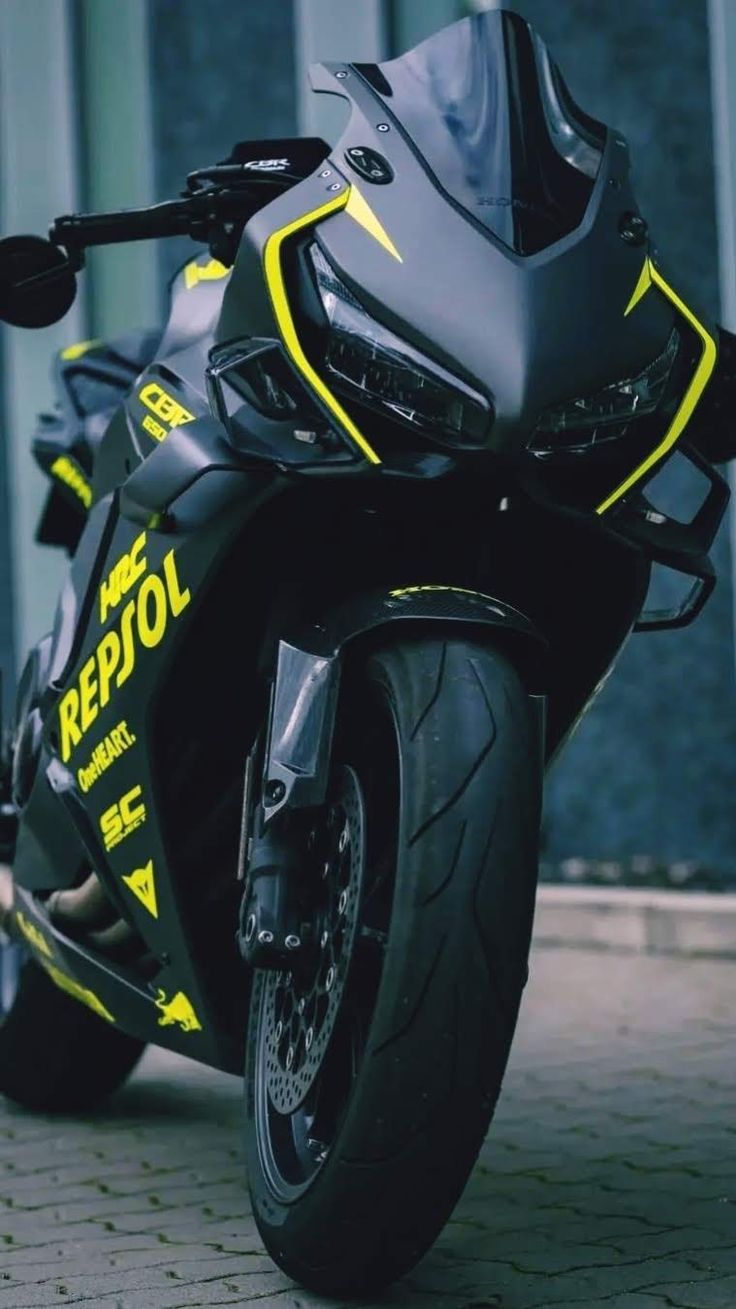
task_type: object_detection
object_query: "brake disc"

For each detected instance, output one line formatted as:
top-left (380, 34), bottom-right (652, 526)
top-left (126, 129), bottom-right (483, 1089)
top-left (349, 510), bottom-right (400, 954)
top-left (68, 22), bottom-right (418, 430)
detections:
top-left (263, 765), bottom-right (365, 1116)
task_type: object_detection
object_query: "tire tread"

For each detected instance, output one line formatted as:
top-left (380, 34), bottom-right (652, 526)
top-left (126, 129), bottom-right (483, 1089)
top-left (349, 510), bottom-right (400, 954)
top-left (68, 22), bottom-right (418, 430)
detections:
top-left (246, 637), bottom-right (541, 1295)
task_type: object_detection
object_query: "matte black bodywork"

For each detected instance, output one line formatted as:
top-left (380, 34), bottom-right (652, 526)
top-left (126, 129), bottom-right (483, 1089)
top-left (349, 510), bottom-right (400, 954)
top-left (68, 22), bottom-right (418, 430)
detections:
top-left (5, 10), bottom-right (728, 1068)
top-left (224, 31), bottom-right (672, 462)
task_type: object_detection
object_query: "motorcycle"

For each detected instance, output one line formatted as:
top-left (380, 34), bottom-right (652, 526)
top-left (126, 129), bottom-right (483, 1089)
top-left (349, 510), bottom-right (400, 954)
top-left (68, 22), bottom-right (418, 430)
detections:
top-left (0, 8), bottom-right (732, 1295)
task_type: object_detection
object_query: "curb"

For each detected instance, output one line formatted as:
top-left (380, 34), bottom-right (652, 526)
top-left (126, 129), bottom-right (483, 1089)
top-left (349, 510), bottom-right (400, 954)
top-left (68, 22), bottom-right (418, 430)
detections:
top-left (534, 884), bottom-right (736, 959)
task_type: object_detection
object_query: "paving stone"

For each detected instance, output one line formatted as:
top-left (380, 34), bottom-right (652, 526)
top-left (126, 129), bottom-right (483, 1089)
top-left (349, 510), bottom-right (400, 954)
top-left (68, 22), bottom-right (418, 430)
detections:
top-left (0, 946), bottom-right (733, 1307)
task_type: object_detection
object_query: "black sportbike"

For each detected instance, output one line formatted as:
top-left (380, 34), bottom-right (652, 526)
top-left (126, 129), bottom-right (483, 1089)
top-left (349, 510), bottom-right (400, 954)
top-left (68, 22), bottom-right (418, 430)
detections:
top-left (0, 10), bottom-right (733, 1295)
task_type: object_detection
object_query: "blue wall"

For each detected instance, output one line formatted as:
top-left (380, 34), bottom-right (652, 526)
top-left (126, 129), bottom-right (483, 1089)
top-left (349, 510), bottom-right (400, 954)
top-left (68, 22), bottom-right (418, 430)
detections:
top-left (519, 0), bottom-right (736, 872)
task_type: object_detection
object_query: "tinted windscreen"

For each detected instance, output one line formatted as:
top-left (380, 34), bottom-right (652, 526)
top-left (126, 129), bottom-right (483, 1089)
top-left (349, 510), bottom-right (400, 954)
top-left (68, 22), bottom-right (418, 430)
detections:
top-left (355, 10), bottom-right (605, 256)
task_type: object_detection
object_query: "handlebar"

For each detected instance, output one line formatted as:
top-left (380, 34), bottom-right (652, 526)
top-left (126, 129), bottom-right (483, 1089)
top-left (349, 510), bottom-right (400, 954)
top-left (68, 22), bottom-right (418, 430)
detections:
top-left (50, 200), bottom-right (198, 251)
top-left (48, 183), bottom-right (275, 265)
top-left (0, 162), bottom-right (301, 328)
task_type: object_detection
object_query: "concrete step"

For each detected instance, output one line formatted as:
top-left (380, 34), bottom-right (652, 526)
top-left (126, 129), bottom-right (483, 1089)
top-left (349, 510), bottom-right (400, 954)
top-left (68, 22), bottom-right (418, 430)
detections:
top-left (534, 884), bottom-right (736, 958)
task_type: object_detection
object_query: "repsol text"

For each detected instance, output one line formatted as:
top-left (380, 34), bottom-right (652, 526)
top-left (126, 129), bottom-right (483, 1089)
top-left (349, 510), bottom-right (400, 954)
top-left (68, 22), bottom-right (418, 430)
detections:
top-left (58, 548), bottom-right (191, 762)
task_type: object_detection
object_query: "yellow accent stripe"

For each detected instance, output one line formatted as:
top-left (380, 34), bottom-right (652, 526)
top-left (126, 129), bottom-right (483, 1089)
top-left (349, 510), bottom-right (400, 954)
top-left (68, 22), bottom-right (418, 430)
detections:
top-left (60, 339), bottom-right (102, 361)
top-left (623, 259), bottom-right (652, 317)
top-left (184, 258), bottom-right (231, 290)
top-left (263, 189), bottom-right (382, 466)
top-left (15, 910), bottom-right (53, 958)
top-left (43, 962), bottom-right (116, 1023)
top-left (345, 184), bottom-right (402, 262)
top-left (596, 258), bottom-right (718, 515)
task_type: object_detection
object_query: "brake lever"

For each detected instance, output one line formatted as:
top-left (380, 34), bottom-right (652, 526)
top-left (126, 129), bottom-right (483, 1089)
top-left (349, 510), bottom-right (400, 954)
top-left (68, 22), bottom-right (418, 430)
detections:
top-left (49, 186), bottom-right (263, 267)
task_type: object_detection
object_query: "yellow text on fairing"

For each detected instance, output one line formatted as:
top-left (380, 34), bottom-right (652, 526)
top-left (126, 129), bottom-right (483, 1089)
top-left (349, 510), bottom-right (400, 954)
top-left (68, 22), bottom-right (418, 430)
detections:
top-left (58, 550), bottom-right (191, 762)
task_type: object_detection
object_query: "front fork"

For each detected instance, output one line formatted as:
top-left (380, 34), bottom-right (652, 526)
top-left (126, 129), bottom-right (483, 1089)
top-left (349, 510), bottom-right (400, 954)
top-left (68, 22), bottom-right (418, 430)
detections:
top-left (238, 813), bottom-right (310, 969)
top-left (238, 632), bottom-right (547, 972)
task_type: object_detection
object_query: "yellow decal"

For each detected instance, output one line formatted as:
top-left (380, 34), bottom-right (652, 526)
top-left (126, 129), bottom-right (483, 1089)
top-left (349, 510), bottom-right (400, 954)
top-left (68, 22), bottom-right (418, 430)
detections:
top-left (183, 258), bottom-right (231, 290)
top-left (596, 257), bottom-right (718, 514)
top-left (60, 339), bottom-right (102, 361)
top-left (624, 258), bottom-right (653, 316)
top-left (50, 456), bottom-right (92, 510)
top-left (155, 989), bottom-right (202, 1032)
top-left (58, 548), bottom-right (191, 762)
top-left (100, 784), bottom-right (146, 853)
top-left (77, 719), bottom-right (137, 793)
top-left (122, 859), bottom-right (158, 918)
top-left (142, 413), bottom-right (166, 442)
top-left (15, 911), bottom-right (53, 958)
top-left (100, 532), bottom-right (147, 623)
top-left (138, 382), bottom-right (195, 443)
top-left (389, 585), bottom-right (497, 600)
top-left (345, 183), bottom-right (402, 262)
top-left (263, 188), bottom-right (381, 466)
top-left (44, 963), bottom-right (115, 1023)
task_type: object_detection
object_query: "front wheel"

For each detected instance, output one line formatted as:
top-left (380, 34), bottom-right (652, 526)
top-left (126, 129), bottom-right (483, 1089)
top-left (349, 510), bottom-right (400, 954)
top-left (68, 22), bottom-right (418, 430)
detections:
top-left (244, 638), bottom-right (541, 1295)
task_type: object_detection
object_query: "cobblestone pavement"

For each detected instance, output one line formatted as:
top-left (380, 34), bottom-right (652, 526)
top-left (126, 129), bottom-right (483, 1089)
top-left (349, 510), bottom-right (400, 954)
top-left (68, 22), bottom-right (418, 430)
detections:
top-left (0, 945), bottom-right (733, 1309)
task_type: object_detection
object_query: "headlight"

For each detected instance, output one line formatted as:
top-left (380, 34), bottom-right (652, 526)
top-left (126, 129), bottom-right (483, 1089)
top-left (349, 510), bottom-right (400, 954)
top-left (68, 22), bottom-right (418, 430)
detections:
top-left (530, 327), bottom-right (681, 455)
top-left (309, 244), bottom-right (492, 448)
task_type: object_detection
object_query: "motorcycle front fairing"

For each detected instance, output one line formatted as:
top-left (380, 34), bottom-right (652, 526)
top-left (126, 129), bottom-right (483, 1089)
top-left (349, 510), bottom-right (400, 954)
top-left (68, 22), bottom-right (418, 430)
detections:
top-left (219, 11), bottom-right (723, 575)
top-left (220, 11), bottom-right (673, 467)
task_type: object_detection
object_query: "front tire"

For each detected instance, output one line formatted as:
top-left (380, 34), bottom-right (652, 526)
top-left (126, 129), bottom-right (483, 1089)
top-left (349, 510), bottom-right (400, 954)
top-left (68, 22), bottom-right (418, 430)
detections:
top-left (245, 638), bottom-right (541, 1294)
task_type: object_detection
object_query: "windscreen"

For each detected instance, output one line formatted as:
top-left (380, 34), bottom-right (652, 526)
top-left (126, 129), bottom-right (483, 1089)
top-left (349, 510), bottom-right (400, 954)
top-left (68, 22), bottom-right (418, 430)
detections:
top-left (355, 10), bottom-right (606, 257)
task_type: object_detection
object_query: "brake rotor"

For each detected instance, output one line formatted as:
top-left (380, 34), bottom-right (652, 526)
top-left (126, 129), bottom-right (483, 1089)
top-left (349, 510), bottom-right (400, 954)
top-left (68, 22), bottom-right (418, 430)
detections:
top-left (263, 764), bottom-right (365, 1115)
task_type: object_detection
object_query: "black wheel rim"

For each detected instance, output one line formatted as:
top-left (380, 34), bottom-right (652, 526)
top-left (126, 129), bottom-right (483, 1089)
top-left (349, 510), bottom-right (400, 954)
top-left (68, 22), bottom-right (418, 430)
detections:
top-left (253, 679), bottom-right (399, 1201)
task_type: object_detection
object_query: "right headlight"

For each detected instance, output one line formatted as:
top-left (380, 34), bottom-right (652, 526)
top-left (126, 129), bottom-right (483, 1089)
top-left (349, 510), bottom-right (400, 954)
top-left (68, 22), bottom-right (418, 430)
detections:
top-left (530, 327), bottom-right (682, 455)
top-left (309, 243), bottom-right (493, 448)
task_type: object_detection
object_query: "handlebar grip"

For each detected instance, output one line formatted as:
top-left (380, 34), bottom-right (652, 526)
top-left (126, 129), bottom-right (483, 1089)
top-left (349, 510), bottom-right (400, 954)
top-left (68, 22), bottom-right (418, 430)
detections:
top-left (50, 200), bottom-right (195, 249)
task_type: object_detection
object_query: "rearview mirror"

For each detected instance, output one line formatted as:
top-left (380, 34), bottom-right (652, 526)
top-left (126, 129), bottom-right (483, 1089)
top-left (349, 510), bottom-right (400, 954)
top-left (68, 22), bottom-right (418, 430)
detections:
top-left (0, 235), bottom-right (76, 328)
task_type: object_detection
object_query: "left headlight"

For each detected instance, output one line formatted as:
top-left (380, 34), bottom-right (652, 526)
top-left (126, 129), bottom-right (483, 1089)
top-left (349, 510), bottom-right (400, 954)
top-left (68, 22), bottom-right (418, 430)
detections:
top-left (309, 244), bottom-right (492, 448)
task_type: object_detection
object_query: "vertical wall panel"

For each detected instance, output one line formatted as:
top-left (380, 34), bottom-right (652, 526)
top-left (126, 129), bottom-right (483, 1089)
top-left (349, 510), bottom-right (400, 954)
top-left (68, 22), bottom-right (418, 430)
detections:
top-left (76, 0), bottom-right (158, 338)
top-left (295, 0), bottom-right (388, 140)
top-left (149, 0), bottom-right (298, 288)
top-left (708, 0), bottom-right (736, 673)
top-left (0, 0), bottom-right (86, 674)
top-left (391, 0), bottom-right (464, 53)
top-left (517, 0), bottom-right (736, 872)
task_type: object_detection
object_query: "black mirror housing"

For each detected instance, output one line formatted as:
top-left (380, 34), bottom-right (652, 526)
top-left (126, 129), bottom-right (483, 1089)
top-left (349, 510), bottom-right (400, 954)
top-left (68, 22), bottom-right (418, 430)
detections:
top-left (0, 235), bottom-right (77, 328)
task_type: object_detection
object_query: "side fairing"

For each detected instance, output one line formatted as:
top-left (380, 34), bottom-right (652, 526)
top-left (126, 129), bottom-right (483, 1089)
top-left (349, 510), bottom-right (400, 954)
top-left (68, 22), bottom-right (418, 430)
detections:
top-left (14, 428), bottom-right (276, 1071)
top-left (93, 253), bottom-right (231, 498)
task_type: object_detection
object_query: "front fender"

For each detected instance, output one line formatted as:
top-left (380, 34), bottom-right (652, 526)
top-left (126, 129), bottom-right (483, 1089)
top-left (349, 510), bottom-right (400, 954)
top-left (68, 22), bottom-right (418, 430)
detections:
top-left (261, 585), bottom-right (546, 822)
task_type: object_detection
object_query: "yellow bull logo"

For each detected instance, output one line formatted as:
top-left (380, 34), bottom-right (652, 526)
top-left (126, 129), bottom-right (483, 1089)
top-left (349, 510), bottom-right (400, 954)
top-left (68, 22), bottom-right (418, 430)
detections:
top-left (154, 989), bottom-right (202, 1033)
